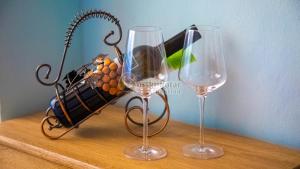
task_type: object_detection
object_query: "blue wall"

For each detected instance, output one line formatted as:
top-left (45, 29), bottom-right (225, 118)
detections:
top-left (81, 0), bottom-right (300, 149)
top-left (0, 0), bottom-right (82, 120)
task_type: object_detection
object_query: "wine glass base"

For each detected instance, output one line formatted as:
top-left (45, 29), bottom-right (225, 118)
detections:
top-left (183, 144), bottom-right (224, 159)
top-left (124, 145), bottom-right (167, 161)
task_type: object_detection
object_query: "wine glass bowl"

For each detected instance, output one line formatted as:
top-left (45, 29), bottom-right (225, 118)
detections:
top-left (180, 25), bottom-right (227, 159)
top-left (122, 26), bottom-right (168, 160)
top-left (180, 25), bottom-right (226, 94)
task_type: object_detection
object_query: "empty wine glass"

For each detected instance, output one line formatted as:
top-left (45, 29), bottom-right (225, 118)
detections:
top-left (122, 26), bottom-right (168, 160)
top-left (179, 25), bottom-right (227, 159)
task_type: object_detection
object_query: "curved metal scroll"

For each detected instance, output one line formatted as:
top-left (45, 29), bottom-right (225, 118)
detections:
top-left (124, 88), bottom-right (170, 137)
top-left (35, 9), bottom-right (122, 87)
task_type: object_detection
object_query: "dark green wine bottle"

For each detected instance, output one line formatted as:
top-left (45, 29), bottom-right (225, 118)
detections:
top-left (130, 25), bottom-right (201, 79)
top-left (165, 25), bottom-right (201, 69)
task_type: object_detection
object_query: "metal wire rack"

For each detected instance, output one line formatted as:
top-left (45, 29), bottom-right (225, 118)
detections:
top-left (35, 9), bottom-right (170, 139)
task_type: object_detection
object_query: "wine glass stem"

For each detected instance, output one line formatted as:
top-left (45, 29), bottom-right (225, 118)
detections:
top-left (142, 97), bottom-right (149, 151)
top-left (197, 95), bottom-right (207, 146)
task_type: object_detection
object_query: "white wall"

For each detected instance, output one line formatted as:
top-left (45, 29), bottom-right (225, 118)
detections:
top-left (82, 0), bottom-right (300, 148)
top-left (0, 0), bottom-right (82, 120)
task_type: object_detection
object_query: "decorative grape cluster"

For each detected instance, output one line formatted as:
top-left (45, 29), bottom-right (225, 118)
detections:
top-left (85, 55), bottom-right (125, 96)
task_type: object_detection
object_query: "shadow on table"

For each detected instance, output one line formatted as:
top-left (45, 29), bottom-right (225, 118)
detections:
top-left (293, 164), bottom-right (300, 169)
top-left (73, 126), bottom-right (131, 139)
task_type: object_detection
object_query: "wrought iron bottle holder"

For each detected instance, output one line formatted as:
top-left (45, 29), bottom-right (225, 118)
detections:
top-left (35, 9), bottom-right (170, 139)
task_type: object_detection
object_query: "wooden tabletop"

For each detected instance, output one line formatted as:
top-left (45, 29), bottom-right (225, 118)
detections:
top-left (0, 144), bottom-right (68, 169)
top-left (0, 105), bottom-right (299, 169)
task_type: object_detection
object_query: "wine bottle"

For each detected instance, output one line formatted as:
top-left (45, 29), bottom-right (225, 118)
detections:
top-left (131, 25), bottom-right (201, 80)
top-left (49, 25), bottom-right (201, 128)
top-left (165, 24), bottom-right (201, 70)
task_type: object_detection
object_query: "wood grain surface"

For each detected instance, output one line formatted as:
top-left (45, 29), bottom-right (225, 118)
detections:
top-left (0, 135), bottom-right (100, 169)
top-left (0, 105), bottom-right (299, 169)
top-left (0, 144), bottom-right (68, 169)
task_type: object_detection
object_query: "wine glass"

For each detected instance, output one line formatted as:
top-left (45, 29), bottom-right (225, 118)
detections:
top-left (179, 25), bottom-right (227, 159)
top-left (122, 26), bottom-right (168, 160)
